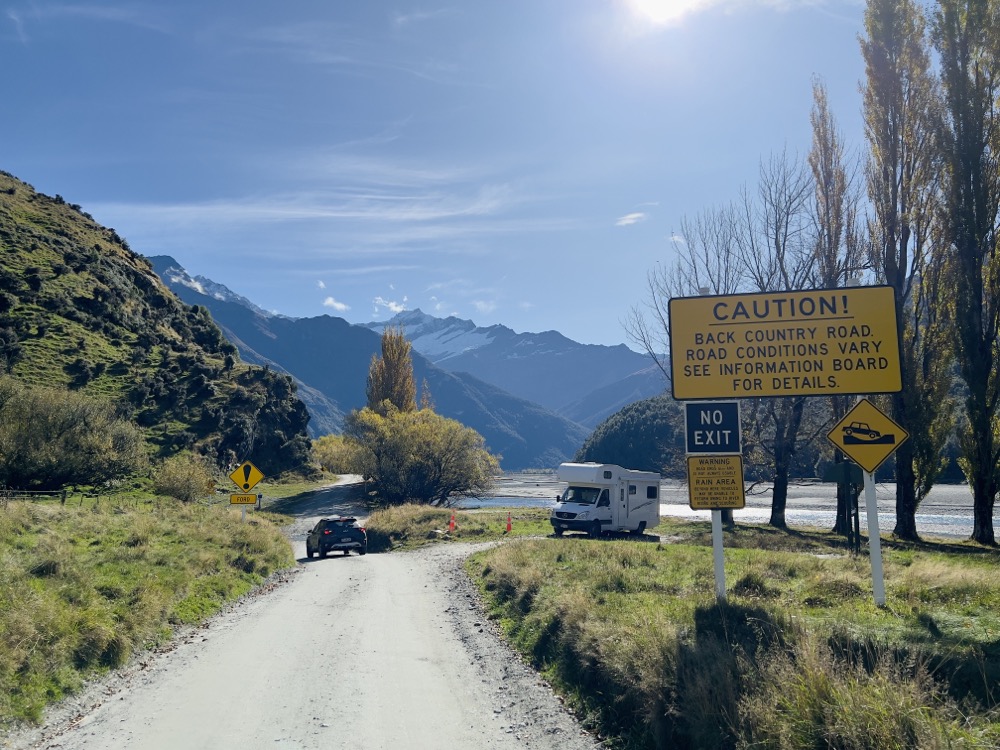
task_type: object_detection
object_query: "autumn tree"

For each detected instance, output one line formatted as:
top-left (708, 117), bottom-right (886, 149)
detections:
top-left (862, 0), bottom-right (955, 541)
top-left (932, 0), bottom-right (1000, 545)
top-left (349, 326), bottom-right (498, 504)
top-left (311, 433), bottom-right (363, 474)
top-left (345, 405), bottom-right (499, 505)
top-left (807, 78), bottom-right (867, 536)
top-left (366, 326), bottom-right (416, 414)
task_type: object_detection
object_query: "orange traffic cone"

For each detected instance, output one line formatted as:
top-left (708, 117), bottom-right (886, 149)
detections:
top-left (506, 512), bottom-right (512, 533)
top-left (449, 513), bottom-right (456, 533)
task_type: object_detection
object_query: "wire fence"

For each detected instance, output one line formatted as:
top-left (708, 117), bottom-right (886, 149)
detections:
top-left (0, 488), bottom-right (145, 509)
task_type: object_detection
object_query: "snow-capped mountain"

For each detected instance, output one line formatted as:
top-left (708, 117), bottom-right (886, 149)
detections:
top-left (154, 258), bottom-right (282, 320)
top-left (363, 309), bottom-right (495, 361)
top-left (364, 310), bottom-right (664, 422)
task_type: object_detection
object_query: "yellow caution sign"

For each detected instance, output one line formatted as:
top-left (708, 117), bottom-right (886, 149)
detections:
top-left (230, 494), bottom-right (258, 505)
top-left (229, 461), bottom-right (264, 492)
top-left (827, 398), bottom-right (908, 474)
top-left (669, 286), bottom-right (902, 399)
top-left (687, 455), bottom-right (746, 510)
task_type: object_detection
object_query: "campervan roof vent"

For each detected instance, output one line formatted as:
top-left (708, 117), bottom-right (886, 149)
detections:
top-left (603, 470), bottom-right (612, 479)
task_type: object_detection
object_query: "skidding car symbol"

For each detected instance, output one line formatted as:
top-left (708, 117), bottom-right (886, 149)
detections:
top-left (841, 421), bottom-right (895, 445)
top-left (843, 421), bottom-right (880, 439)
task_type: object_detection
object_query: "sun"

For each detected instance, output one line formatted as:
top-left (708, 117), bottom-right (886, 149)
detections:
top-left (624, 0), bottom-right (709, 26)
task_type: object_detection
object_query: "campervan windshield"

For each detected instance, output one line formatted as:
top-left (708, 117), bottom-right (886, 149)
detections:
top-left (562, 486), bottom-right (601, 504)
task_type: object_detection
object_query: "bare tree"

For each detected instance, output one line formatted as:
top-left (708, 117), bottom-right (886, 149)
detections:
top-left (625, 204), bottom-right (741, 384)
top-left (734, 151), bottom-right (816, 528)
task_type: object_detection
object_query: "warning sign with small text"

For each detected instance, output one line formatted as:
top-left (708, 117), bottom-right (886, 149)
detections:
top-left (687, 455), bottom-right (746, 510)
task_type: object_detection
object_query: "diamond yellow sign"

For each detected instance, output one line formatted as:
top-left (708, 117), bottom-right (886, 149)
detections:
top-left (229, 461), bottom-right (264, 492)
top-left (827, 398), bottom-right (908, 474)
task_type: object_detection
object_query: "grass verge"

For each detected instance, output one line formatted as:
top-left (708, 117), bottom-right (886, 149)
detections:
top-left (0, 499), bottom-right (294, 728)
top-left (363, 505), bottom-right (553, 552)
top-left (459, 517), bottom-right (1000, 749)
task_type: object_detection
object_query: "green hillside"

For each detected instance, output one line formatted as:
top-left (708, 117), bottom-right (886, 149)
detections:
top-left (0, 170), bottom-right (311, 481)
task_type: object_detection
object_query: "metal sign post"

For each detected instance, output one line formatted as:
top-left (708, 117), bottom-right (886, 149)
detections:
top-left (863, 470), bottom-right (886, 606)
top-left (711, 510), bottom-right (726, 602)
top-left (826, 399), bottom-right (906, 607)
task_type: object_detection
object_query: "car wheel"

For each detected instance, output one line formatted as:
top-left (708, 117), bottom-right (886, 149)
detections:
top-left (553, 527), bottom-right (564, 537)
top-left (306, 545), bottom-right (314, 559)
top-left (590, 521), bottom-right (601, 538)
top-left (343, 549), bottom-right (350, 555)
top-left (632, 521), bottom-right (647, 536)
top-left (358, 547), bottom-right (367, 556)
top-left (319, 548), bottom-right (327, 558)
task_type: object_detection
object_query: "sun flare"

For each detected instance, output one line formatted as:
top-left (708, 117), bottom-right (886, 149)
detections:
top-left (625, 0), bottom-right (712, 25)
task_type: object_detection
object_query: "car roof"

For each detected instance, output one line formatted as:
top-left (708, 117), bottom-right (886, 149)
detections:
top-left (318, 516), bottom-right (357, 523)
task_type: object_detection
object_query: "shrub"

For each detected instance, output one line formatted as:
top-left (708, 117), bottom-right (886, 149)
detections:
top-left (153, 452), bottom-right (215, 503)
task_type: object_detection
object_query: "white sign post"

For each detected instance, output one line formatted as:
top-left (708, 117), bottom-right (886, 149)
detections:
top-left (863, 471), bottom-right (886, 606)
top-left (826, 398), bottom-right (906, 607)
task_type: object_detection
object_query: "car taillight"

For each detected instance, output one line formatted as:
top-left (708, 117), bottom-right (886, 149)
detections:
top-left (323, 530), bottom-right (331, 535)
top-left (359, 527), bottom-right (366, 533)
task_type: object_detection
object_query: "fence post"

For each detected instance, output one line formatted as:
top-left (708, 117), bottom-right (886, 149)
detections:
top-left (61, 489), bottom-right (67, 505)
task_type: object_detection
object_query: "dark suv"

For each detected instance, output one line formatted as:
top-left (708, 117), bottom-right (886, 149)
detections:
top-left (306, 517), bottom-right (368, 558)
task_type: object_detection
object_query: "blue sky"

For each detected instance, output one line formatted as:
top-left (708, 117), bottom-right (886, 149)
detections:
top-left (2, 0), bottom-right (866, 347)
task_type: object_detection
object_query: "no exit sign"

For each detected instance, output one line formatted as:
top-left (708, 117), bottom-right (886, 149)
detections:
top-left (684, 401), bottom-right (742, 455)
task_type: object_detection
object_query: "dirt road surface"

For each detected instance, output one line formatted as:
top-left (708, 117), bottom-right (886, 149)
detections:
top-left (5, 480), bottom-right (599, 750)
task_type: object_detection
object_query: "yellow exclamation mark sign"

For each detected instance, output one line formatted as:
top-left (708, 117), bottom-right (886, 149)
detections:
top-left (242, 464), bottom-right (252, 490)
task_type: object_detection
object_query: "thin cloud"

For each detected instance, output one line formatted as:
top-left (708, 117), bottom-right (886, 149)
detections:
top-left (317, 280), bottom-right (326, 289)
top-left (6, 10), bottom-right (27, 43)
top-left (473, 300), bottom-right (496, 314)
top-left (25, 3), bottom-right (170, 32)
top-left (616, 212), bottom-right (647, 227)
top-left (322, 296), bottom-right (350, 312)
top-left (90, 184), bottom-right (516, 227)
top-left (244, 21), bottom-right (462, 85)
top-left (391, 8), bottom-right (455, 28)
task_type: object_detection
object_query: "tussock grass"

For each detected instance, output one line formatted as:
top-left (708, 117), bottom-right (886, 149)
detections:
top-left (466, 522), bottom-right (1000, 749)
top-left (0, 500), bottom-right (294, 727)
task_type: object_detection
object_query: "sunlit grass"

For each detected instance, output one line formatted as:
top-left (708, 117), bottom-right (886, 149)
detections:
top-left (462, 519), bottom-right (1000, 749)
top-left (0, 500), bottom-right (294, 727)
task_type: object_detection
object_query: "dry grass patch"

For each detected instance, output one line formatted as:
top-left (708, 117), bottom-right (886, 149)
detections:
top-left (0, 500), bottom-right (294, 727)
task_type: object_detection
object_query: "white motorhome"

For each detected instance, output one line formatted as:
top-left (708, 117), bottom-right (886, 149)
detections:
top-left (550, 462), bottom-right (661, 537)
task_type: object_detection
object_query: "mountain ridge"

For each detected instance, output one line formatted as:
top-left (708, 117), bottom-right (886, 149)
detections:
top-left (149, 256), bottom-right (588, 469)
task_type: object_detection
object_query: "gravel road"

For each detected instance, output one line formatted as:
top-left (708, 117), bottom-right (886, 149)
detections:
top-left (2, 481), bottom-right (600, 750)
